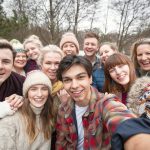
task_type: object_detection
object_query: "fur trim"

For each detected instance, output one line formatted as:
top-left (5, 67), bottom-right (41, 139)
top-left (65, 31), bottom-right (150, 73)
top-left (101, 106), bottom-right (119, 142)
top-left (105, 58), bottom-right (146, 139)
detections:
top-left (127, 76), bottom-right (150, 115)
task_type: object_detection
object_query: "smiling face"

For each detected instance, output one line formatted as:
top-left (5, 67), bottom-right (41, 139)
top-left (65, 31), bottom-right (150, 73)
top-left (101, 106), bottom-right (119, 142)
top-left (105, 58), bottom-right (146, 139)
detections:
top-left (99, 45), bottom-right (116, 64)
top-left (136, 44), bottom-right (150, 71)
top-left (25, 42), bottom-right (41, 60)
top-left (62, 64), bottom-right (92, 106)
top-left (14, 52), bottom-right (27, 69)
top-left (109, 64), bottom-right (130, 86)
top-left (28, 84), bottom-right (49, 108)
top-left (83, 38), bottom-right (99, 58)
top-left (0, 49), bottom-right (13, 86)
top-left (41, 52), bottom-right (62, 83)
top-left (62, 42), bottom-right (78, 56)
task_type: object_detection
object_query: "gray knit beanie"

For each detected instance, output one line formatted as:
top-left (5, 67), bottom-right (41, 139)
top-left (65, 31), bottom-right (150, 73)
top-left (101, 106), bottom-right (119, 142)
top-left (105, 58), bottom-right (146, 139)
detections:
top-left (23, 70), bottom-right (52, 97)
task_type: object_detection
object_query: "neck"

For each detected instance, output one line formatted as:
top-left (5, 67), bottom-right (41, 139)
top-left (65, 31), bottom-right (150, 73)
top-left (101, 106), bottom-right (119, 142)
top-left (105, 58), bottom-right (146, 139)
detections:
top-left (14, 67), bottom-right (24, 74)
top-left (85, 55), bottom-right (96, 64)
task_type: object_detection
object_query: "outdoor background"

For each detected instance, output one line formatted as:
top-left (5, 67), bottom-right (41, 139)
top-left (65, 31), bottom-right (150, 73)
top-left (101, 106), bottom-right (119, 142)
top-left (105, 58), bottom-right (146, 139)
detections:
top-left (0, 0), bottom-right (150, 54)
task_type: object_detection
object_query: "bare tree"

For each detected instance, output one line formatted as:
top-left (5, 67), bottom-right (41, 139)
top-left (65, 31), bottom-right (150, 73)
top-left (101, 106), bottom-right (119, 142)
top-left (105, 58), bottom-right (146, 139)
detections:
top-left (110, 0), bottom-right (150, 51)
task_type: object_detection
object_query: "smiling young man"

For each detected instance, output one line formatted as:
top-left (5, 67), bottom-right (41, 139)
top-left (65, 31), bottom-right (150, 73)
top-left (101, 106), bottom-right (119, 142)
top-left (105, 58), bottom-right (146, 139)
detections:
top-left (0, 39), bottom-right (24, 118)
top-left (83, 32), bottom-right (101, 72)
top-left (55, 55), bottom-right (136, 150)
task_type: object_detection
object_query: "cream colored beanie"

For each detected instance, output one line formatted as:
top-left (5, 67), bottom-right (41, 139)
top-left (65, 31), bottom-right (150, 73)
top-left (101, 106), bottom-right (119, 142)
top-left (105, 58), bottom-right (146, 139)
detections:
top-left (59, 32), bottom-right (79, 53)
top-left (23, 70), bottom-right (52, 97)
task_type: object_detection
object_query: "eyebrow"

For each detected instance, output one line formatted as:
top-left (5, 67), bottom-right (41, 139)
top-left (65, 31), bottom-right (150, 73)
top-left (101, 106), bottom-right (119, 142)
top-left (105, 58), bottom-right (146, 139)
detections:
top-left (63, 72), bottom-right (88, 79)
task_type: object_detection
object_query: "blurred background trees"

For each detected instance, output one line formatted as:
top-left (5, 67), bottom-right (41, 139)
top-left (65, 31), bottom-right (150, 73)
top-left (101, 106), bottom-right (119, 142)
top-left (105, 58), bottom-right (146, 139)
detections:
top-left (0, 0), bottom-right (150, 54)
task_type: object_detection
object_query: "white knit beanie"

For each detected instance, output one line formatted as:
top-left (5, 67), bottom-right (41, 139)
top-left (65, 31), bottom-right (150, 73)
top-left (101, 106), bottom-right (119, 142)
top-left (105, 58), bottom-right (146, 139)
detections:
top-left (59, 32), bottom-right (79, 53)
top-left (23, 70), bottom-right (52, 97)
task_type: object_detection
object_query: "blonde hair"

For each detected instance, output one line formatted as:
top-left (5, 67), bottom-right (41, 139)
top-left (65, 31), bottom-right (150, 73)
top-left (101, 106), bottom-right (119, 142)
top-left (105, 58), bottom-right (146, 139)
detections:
top-left (23, 35), bottom-right (43, 50)
top-left (38, 44), bottom-right (64, 65)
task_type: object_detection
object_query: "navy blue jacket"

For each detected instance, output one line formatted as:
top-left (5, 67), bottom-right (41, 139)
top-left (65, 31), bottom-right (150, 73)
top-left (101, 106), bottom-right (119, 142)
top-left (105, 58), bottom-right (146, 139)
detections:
top-left (111, 113), bottom-right (150, 150)
top-left (92, 65), bottom-right (105, 92)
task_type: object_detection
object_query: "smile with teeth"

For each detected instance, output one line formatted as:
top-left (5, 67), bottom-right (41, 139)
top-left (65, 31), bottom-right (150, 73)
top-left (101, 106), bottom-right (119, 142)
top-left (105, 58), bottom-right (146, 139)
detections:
top-left (141, 61), bottom-right (150, 66)
top-left (34, 98), bottom-right (43, 102)
top-left (71, 90), bottom-right (84, 96)
top-left (117, 74), bottom-right (126, 80)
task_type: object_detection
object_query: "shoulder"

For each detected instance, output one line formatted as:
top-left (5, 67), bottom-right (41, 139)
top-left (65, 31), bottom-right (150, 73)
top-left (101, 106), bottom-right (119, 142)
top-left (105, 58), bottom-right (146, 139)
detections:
top-left (0, 112), bottom-right (20, 128)
top-left (10, 72), bottom-right (25, 82)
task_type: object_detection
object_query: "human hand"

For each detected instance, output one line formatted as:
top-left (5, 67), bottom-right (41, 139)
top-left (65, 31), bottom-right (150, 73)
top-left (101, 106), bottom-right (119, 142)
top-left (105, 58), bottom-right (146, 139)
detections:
top-left (57, 89), bottom-right (70, 104)
top-left (5, 94), bottom-right (24, 110)
top-left (0, 101), bottom-right (15, 118)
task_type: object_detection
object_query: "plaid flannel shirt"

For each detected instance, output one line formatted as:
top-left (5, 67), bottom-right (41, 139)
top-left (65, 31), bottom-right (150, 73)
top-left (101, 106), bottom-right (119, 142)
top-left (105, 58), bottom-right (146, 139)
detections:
top-left (56, 87), bottom-right (136, 150)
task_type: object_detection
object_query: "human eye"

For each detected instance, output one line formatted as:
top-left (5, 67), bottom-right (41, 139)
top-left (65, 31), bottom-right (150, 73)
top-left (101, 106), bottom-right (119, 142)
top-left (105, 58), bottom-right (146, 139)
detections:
top-left (30, 87), bottom-right (37, 91)
top-left (3, 59), bottom-right (11, 64)
top-left (109, 68), bottom-right (115, 73)
top-left (137, 53), bottom-right (142, 56)
top-left (42, 87), bottom-right (48, 91)
top-left (45, 61), bottom-right (52, 65)
top-left (78, 75), bottom-right (85, 80)
top-left (63, 78), bottom-right (71, 83)
top-left (55, 62), bottom-right (60, 65)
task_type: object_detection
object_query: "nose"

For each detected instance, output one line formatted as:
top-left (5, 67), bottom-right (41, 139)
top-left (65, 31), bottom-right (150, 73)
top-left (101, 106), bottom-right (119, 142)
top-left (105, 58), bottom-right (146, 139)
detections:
top-left (71, 79), bottom-right (78, 89)
top-left (18, 56), bottom-right (23, 60)
top-left (141, 54), bottom-right (147, 60)
top-left (50, 64), bottom-right (57, 70)
top-left (37, 89), bottom-right (42, 97)
top-left (115, 67), bottom-right (121, 74)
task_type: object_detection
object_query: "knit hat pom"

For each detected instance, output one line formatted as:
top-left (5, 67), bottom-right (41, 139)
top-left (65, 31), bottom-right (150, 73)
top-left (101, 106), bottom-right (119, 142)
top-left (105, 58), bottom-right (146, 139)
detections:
top-left (59, 32), bottom-right (79, 53)
top-left (23, 70), bottom-right (52, 97)
top-left (10, 39), bottom-right (25, 53)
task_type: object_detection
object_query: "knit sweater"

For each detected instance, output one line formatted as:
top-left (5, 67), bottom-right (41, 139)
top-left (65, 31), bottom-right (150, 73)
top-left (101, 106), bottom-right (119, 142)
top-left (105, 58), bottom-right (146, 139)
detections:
top-left (0, 104), bottom-right (51, 150)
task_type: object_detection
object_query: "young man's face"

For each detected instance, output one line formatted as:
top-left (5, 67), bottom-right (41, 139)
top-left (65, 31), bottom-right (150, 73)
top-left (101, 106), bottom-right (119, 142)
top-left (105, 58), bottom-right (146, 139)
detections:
top-left (83, 37), bottom-right (99, 57)
top-left (62, 64), bottom-right (92, 106)
top-left (0, 49), bottom-right (13, 86)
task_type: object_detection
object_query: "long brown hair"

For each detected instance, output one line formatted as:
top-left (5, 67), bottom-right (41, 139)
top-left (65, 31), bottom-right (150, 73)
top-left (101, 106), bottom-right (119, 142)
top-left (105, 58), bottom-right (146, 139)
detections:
top-left (104, 53), bottom-right (136, 93)
top-left (19, 92), bottom-right (55, 143)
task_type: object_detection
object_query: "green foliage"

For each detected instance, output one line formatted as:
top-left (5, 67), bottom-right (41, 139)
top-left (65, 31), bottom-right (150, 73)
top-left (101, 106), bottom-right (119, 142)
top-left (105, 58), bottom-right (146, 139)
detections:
top-left (0, 2), bottom-right (28, 40)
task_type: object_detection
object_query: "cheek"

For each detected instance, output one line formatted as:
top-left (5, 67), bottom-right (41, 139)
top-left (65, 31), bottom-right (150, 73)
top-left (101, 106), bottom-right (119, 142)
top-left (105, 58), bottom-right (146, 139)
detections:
top-left (110, 72), bottom-right (116, 80)
top-left (63, 83), bottom-right (70, 91)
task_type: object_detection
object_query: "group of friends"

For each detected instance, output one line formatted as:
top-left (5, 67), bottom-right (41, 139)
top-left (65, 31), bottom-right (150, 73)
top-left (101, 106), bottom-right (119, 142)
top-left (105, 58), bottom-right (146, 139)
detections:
top-left (0, 31), bottom-right (150, 150)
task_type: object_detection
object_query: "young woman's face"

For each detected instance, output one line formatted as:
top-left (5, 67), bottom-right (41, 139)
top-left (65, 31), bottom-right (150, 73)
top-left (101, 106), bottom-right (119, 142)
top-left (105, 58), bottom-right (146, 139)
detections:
top-left (28, 84), bottom-right (49, 108)
top-left (41, 52), bottom-right (62, 83)
top-left (136, 44), bottom-right (150, 71)
top-left (109, 64), bottom-right (130, 86)
top-left (24, 42), bottom-right (41, 60)
top-left (99, 45), bottom-right (116, 64)
top-left (62, 42), bottom-right (78, 56)
top-left (14, 52), bottom-right (27, 69)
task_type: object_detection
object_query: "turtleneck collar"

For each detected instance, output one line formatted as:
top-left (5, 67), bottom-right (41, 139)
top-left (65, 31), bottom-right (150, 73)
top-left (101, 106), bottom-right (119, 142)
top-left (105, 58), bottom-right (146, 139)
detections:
top-left (30, 103), bottom-right (44, 115)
